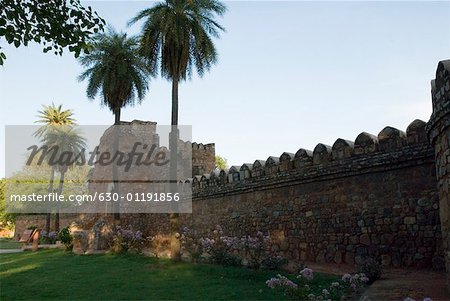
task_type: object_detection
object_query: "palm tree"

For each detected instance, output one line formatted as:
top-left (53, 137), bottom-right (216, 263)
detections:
top-left (129, 0), bottom-right (226, 260)
top-left (35, 104), bottom-right (75, 137)
top-left (78, 27), bottom-right (151, 220)
top-left (34, 104), bottom-right (75, 234)
top-left (39, 125), bottom-right (87, 231)
top-left (78, 27), bottom-right (151, 125)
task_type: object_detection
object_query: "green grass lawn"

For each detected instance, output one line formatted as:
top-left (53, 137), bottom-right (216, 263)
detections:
top-left (0, 249), bottom-right (337, 300)
top-left (0, 238), bottom-right (22, 249)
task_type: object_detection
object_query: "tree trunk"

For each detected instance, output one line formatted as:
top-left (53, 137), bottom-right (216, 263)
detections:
top-left (113, 107), bottom-right (121, 220)
top-left (55, 169), bottom-right (66, 232)
top-left (46, 167), bottom-right (55, 233)
top-left (169, 77), bottom-right (179, 185)
top-left (114, 108), bottom-right (121, 125)
top-left (169, 77), bottom-right (181, 261)
top-left (171, 77), bottom-right (179, 127)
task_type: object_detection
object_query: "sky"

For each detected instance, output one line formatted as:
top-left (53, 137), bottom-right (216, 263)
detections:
top-left (1, 1), bottom-right (449, 177)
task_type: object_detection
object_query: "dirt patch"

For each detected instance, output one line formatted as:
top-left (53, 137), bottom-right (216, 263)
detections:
top-left (364, 269), bottom-right (448, 301)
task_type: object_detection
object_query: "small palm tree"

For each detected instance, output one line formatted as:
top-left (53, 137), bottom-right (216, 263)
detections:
top-left (34, 104), bottom-right (75, 234)
top-left (78, 27), bottom-right (151, 125)
top-left (129, 0), bottom-right (226, 260)
top-left (35, 103), bottom-right (75, 137)
top-left (39, 125), bottom-right (87, 231)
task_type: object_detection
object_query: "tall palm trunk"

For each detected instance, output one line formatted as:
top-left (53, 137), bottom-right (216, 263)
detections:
top-left (114, 108), bottom-right (121, 125)
top-left (171, 77), bottom-right (179, 127)
top-left (169, 76), bottom-right (179, 181)
top-left (169, 76), bottom-right (181, 261)
top-left (55, 169), bottom-right (66, 232)
top-left (46, 167), bottom-right (55, 233)
top-left (113, 108), bottom-right (121, 220)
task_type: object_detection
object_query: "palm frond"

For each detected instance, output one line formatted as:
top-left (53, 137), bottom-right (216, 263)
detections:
top-left (130, 0), bottom-right (226, 81)
top-left (77, 27), bottom-right (153, 122)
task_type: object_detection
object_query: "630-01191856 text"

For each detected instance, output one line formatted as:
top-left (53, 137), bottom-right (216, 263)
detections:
top-left (8, 192), bottom-right (181, 203)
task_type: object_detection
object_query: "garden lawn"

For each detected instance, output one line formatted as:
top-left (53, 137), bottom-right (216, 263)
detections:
top-left (0, 238), bottom-right (22, 249)
top-left (0, 249), bottom-right (338, 300)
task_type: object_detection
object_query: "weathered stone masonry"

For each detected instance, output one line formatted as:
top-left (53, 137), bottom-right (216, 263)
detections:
top-left (180, 121), bottom-right (442, 269)
top-left (427, 60), bottom-right (450, 289)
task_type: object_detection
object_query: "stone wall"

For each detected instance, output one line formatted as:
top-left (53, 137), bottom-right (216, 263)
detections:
top-left (14, 214), bottom-right (77, 239)
top-left (192, 143), bottom-right (215, 176)
top-left (179, 120), bottom-right (442, 269)
top-left (427, 60), bottom-right (450, 289)
top-left (14, 120), bottom-right (443, 269)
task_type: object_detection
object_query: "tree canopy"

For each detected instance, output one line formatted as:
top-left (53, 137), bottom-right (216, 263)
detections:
top-left (0, 0), bottom-right (105, 65)
top-left (78, 27), bottom-right (151, 124)
top-left (129, 0), bottom-right (226, 82)
top-left (215, 155), bottom-right (228, 170)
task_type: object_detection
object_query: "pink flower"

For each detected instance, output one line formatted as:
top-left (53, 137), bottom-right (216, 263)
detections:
top-left (284, 280), bottom-right (298, 290)
top-left (342, 274), bottom-right (352, 282)
top-left (266, 275), bottom-right (298, 290)
top-left (299, 268), bottom-right (314, 280)
top-left (266, 277), bottom-right (281, 289)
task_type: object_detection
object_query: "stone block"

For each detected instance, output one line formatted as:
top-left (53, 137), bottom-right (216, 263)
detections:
top-left (404, 217), bottom-right (416, 225)
top-left (72, 230), bottom-right (89, 254)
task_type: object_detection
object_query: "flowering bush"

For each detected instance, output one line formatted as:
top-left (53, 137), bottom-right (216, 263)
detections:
top-left (240, 231), bottom-right (270, 268)
top-left (39, 230), bottom-right (58, 244)
top-left (341, 273), bottom-right (369, 292)
top-left (110, 225), bottom-right (152, 254)
top-left (266, 268), bottom-right (369, 300)
top-left (266, 274), bottom-right (299, 299)
top-left (182, 225), bottom-right (278, 267)
top-left (207, 226), bottom-right (242, 266)
top-left (180, 225), bottom-right (288, 269)
top-left (357, 258), bottom-right (382, 284)
top-left (180, 226), bottom-right (203, 262)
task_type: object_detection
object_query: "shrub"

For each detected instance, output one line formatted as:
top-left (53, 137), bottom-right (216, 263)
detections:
top-left (266, 268), bottom-right (369, 300)
top-left (209, 248), bottom-right (241, 266)
top-left (198, 233), bottom-right (241, 266)
top-left (357, 258), bottom-right (382, 284)
top-left (39, 230), bottom-right (57, 244)
top-left (261, 255), bottom-right (288, 270)
top-left (181, 224), bottom-right (286, 269)
top-left (240, 231), bottom-right (270, 269)
top-left (57, 227), bottom-right (73, 251)
top-left (110, 225), bottom-right (152, 254)
top-left (180, 226), bottom-right (202, 262)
